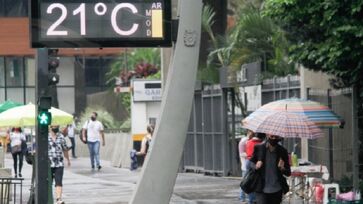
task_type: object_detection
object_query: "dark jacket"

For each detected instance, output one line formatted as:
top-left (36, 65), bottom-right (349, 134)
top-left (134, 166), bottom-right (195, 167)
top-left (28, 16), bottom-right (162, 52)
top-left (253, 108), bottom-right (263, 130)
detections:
top-left (249, 142), bottom-right (291, 194)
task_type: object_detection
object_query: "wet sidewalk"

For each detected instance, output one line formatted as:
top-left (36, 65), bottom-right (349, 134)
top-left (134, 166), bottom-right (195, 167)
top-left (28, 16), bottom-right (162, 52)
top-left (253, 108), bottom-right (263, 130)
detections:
top-left (4, 154), bottom-right (242, 204)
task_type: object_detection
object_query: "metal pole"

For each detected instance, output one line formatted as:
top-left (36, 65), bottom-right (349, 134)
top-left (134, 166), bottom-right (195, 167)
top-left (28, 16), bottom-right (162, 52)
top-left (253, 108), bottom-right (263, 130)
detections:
top-left (327, 89), bottom-right (334, 181)
top-left (230, 88), bottom-right (238, 175)
top-left (35, 49), bottom-right (50, 204)
top-left (352, 85), bottom-right (359, 189)
top-left (129, 0), bottom-right (202, 203)
top-left (222, 88), bottom-right (229, 176)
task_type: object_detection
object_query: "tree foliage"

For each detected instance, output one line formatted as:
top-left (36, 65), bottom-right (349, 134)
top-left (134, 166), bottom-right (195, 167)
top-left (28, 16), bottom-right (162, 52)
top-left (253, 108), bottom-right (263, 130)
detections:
top-left (202, 4), bottom-right (296, 77)
top-left (106, 48), bottom-right (161, 86)
top-left (78, 106), bottom-right (119, 129)
top-left (263, 0), bottom-right (363, 87)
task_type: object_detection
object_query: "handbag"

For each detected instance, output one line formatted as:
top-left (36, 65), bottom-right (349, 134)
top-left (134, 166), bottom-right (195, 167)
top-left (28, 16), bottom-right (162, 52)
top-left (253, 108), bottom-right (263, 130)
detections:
top-left (80, 120), bottom-right (89, 144)
top-left (79, 130), bottom-right (87, 144)
top-left (240, 168), bottom-right (261, 194)
top-left (11, 144), bottom-right (22, 154)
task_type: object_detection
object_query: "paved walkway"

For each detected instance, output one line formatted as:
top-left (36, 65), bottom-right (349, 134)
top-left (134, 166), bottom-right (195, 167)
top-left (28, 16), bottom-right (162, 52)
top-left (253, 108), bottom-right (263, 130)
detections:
top-left (4, 154), bottom-right (242, 204)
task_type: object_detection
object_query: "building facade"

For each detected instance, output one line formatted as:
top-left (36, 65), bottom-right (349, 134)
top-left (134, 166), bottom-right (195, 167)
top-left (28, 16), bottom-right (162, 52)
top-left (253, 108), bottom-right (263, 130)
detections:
top-left (0, 1), bottom-right (124, 115)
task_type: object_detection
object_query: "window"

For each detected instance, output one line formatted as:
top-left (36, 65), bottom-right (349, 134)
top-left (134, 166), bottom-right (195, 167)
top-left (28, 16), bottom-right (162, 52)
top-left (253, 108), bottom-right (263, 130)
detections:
top-left (85, 58), bottom-right (101, 86)
top-left (0, 0), bottom-right (28, 17)
top-left (237, 64), bottom-right (247, 82)
top-left (25, 58), bottom-right (36, 86)
top-left (5, 57), bottom-right (24, 87)
top-left (85, 57), bottom-right (113, 87)
top-left (0, 57), bottom-right (4, 86)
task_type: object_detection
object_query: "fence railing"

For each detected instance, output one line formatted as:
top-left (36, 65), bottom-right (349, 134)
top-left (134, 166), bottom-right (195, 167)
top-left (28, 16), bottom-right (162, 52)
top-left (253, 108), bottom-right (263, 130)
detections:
top-left (0, 177), bottom-right (24, 204)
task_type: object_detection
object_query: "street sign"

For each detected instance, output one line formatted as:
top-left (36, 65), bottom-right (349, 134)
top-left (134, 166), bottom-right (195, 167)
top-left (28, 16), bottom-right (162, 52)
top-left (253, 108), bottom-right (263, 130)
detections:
top-left (132, 80), bottom-right (162, 102)
top-left (30, 0), bottom-right (172, 48)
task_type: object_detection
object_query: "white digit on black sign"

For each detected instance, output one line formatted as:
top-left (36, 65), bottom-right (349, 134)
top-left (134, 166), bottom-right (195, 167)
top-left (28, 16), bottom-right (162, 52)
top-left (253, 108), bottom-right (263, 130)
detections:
top-left (73, 3), bottom-right (86, 35)
top-left (46, 3), bottom-right (68, 36)
top-left (111, 3), bottom-right (139, 36)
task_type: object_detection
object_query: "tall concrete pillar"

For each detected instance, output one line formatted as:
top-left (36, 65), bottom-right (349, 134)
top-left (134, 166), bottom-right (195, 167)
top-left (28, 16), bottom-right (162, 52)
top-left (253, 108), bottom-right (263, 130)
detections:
top-left (129, 0), bottom-right (202, 203)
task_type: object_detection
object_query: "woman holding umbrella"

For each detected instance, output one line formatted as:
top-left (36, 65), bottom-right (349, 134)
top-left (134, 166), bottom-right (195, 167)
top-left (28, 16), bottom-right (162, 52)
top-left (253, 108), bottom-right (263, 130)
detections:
top-left (249, 134), bottom-right (291, 204)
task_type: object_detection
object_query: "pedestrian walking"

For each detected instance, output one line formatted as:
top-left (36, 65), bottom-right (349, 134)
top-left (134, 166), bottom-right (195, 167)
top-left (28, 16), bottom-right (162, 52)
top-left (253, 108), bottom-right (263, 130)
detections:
top-left (66, 120), bottom-right (77, 158)
top-left (244, 132), bottom-right (265, 204)
top-left (249, 134), bottom-right (291, 204)
top-left (49, 125), bottom-right (71, 204)
top-left (7, 127), bottom-right (26, 178)
top-left (238, 130), bottom-right (253, 202)
top-left (82, 112), bottom-right (105, 170)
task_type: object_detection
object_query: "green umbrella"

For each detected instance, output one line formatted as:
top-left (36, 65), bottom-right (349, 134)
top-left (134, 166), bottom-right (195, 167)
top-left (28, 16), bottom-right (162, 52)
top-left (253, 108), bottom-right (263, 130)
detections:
top-left (0, 103), bottom-right (73, 127)
top-left (0, 100), bottom-right (23, 113)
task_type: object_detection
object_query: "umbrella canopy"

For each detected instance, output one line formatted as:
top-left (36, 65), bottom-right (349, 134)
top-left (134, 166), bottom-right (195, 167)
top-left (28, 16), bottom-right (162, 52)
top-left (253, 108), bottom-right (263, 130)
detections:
top-left (243, 111), bottom-right (323, 139)
top-left (0, 103), bottom-right (73, 127)
top-left (245, 98), bottom-right (344, 128)
top-left (0, 100), bottom-right (23, 113)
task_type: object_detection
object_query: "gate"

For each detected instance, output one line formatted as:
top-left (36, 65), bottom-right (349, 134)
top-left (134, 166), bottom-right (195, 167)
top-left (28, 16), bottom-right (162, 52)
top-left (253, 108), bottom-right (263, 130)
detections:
top-left (183, 86), bottom-right (231, 176)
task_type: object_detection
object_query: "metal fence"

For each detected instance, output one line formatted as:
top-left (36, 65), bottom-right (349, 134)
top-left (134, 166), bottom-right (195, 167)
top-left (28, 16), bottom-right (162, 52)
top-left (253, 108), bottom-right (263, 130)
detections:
top-left (183, 86), bottom-right (232, 176)
top-left (307, 88), bottom-right (354, 181)
top-left (0, 177), bottom-right (24, 204)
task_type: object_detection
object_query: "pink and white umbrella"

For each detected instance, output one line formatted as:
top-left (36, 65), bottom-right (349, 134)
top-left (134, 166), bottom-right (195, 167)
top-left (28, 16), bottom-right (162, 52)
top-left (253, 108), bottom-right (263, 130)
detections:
top-left (242, 111), bottom-right (323, 139)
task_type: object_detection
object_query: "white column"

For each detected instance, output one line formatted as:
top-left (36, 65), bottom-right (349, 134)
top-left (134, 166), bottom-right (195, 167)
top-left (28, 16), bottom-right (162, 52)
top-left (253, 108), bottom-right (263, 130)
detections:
top-left (129, 0), bottom-right (202, 203)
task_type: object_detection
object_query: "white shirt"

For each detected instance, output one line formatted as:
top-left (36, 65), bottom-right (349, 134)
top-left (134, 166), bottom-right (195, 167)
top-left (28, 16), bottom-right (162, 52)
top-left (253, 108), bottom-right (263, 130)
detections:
top-left (10, 132), bottom-right (26, 147)
top-left (67, 122), bottom-right (76, 138)
top-left (83, 120), bottom-right (104, 142)
top-left (239, 137), bottom-right (249, 171)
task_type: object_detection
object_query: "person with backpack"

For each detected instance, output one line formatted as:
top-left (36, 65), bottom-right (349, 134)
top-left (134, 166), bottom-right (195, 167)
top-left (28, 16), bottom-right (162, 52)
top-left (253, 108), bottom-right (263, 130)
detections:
top-left (82, 112), bottom-right (105, 171)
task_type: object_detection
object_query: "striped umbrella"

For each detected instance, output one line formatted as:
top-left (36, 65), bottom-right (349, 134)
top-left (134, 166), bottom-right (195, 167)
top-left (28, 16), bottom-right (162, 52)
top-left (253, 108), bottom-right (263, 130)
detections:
top-left (245, 98), bottom-right (344, 128)
top-left (242, 111), bottom-right (323, 139)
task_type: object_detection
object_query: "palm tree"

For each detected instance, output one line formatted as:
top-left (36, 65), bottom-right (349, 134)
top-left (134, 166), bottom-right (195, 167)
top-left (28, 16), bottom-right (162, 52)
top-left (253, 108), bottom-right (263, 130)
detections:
top-left (202, 3), bottom-right (296, 117)
top-left (203, 3), bottom-right (296, 75)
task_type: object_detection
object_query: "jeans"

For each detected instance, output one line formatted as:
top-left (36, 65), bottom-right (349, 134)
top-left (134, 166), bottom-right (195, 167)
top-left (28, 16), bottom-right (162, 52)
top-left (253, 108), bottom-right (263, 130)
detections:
top-left (69, 137), bottom-right (76, 157)
top-left (240, 170), bottom-right (247, 201)
top-left (87, 141), bottom-right (100, 168)
top-left (12, 152), bottom-right (23, 175)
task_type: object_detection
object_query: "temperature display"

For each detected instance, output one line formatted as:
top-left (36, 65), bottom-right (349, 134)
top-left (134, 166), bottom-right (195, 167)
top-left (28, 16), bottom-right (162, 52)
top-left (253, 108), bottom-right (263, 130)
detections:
top-left (30, 0), bottom-right (171, 48)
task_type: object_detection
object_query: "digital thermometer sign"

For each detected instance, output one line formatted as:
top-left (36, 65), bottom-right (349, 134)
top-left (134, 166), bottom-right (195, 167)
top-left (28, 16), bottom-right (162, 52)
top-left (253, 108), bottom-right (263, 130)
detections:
top-left (30, 0), bottom-right (171, 48)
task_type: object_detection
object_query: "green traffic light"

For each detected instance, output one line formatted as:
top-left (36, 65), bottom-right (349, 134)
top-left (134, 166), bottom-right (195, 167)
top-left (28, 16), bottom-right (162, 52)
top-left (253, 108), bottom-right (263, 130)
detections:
top-left (38, 111), bottom-right (52, 125)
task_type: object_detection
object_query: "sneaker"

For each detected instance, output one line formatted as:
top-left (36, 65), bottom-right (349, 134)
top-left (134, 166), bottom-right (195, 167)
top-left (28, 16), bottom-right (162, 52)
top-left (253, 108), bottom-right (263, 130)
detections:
top-left (18, 173), bottom-right (22, 178)
top-left (97, 165), bottom-right (102, 170)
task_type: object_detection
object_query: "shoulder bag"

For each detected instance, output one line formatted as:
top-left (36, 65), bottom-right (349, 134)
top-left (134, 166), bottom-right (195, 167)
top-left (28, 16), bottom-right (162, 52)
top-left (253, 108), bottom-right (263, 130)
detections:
top-left (240, 168), bottom-right (261, 194)
top-left (80, 120), bottom-right (89, 144)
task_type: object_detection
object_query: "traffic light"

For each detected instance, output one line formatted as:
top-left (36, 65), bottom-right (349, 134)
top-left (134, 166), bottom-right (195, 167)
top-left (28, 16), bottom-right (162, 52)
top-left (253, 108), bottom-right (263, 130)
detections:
top-left (38, 96), bottom-right (52, 126)
top-left (48, 72), bottom-right (59, 85)
top-left (37, 111), bottom-right (52, 126)
top-left (48, 49), bottom-right (60, 85)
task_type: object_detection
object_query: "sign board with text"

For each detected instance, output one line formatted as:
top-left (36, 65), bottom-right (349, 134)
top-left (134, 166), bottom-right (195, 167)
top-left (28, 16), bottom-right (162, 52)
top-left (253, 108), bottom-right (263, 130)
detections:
top-left (30, 0), bottom-right (171, 48)
top-left (132, 80), bottom-right (162, 102)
